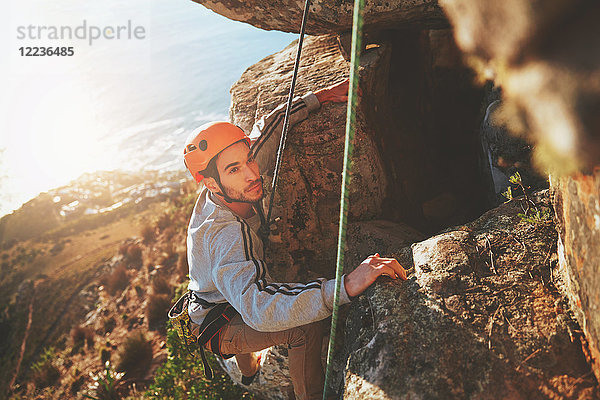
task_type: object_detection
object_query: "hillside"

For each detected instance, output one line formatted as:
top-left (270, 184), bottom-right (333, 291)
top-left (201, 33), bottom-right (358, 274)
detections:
top-left (0, 170), bottom-right (251, 399)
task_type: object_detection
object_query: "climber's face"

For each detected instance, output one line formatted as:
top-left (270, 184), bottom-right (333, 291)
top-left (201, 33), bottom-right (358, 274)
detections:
top-left (212, 141), bottom-right (264, 203)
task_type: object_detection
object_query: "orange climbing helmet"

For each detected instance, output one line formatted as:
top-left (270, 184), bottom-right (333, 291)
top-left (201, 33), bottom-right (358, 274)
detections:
top-left (183, 121), bottom-right (251, 183)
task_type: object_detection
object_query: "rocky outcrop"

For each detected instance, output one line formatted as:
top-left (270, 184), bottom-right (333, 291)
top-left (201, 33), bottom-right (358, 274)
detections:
top-left (230, 32), bottom-right (489, 278)
top-left (218, 219), bottom-right (424, 399)
top-left (191, 0), bottom-right (448, 35)
top-left (218, 346), bottom-right (294, 399)
top-left (552, 169), bottom-right (600, 380)
top-left (440, 0), bottom-right (600, 174)
top-left (437, 0), bottom-right (600, 384)
top-left (343, 191), bottom-right (597, 399)
top-left (231, 35), bottom-right (389, 278)
top-left (194, 0), bottom-right (600, 396)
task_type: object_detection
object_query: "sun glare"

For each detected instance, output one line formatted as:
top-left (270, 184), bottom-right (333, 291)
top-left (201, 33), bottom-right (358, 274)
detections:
top-left (4, 75), bottom-right (112, 193)
top-left (34, 83), bottom-right (110, 183)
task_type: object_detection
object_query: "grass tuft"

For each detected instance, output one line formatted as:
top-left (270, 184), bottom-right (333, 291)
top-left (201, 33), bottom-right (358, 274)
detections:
top-left (102, 265), bottom-right (129, 295)
top-left (31, 347), bottom-right (61, 388)
top-left (116, 331), bottom-right (153, 379)
top-left (71, 325), bottom-right (95, 350)
top-left (141, 224), bottom-right (156, 245)
top-left (146, 293), bottom-right (171, 332)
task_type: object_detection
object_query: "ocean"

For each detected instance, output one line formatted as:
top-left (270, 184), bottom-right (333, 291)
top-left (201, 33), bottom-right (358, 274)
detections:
top-left (0, 0), bottom-right (295, 217)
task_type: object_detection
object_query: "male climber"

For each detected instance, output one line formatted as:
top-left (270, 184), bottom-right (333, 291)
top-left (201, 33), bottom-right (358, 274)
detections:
top-left (182, 79), bottom-right (406, 400)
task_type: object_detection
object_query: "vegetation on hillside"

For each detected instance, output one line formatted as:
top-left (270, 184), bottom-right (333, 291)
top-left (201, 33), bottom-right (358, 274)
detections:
top-left (0, 171), bottom-right (250, 399)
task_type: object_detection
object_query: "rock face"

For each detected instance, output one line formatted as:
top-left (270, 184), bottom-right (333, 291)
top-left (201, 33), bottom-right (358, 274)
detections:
top-left (230, 32), bottom-right (489, 278)
top-left (191, 0), bottom-right (448, 35)
top-left (231, 35), bottom-right (389, 278)
top-left (436, 0), bottom-right (600, 384)
top-left (217, 219), bottom-right (425, 399)
top-left (552, 169), bottom-right (600, 380)
top-left (218, 346), bottom-right (294, 400)
top-left (199, 0), bottom-right (600, 396)
top-left (440, 0), bottom-right (600, 174)
top-left (343, 192), bottom-right (598, 399)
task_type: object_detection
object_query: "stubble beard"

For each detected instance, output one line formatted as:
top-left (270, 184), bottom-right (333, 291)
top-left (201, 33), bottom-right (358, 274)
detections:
top-left (221, 177), bottom-right (264, 204)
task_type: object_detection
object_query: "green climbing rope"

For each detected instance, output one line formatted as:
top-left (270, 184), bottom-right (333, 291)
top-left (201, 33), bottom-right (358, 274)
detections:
top-left (323, 0), bottom-right (364, 397)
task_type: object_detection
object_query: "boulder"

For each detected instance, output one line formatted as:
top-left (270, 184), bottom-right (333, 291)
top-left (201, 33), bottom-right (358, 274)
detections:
top-left (552, 168), bottom-right (600, 380)
top-left (342, 191), bottom-right (598, 399)
top-left (230, 31), bottom-right (490, 277)
top-left (440, 0), bottom-right (600, 173)
top-left (191, 0), bottom-right (448, 35)
top-left (218, 345), bottom-right (294, 400)
top-left (231, 35), bottom-right (391, 278)
top-left (217, 219), bottom-right (424, 399)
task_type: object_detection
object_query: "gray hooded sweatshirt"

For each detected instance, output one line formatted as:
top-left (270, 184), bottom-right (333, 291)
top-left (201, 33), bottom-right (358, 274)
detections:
top-left (187, 92), bottom-right (351, 332)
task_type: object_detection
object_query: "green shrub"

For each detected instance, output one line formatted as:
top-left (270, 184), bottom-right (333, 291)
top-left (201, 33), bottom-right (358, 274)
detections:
top-left (156, 212), bottom-right (172, 232)
top-left (157, 243), bottom-right (178, 269)
top-left (70, 374), bottom-right (85, 396)
top-left (100, 347), bottom-right (111, 365)
top-left (126, 243), bottom-right (143, 267)
top-left (118, 242), bottom-right (130, 256)
top-left (161, 226), bottom-right (176, 241)
top-left (518, 208), bottom-right (552, 225)
top-left (176, 251), bottom-right (188, 280)
top-left (147, 323), bottom-right (252, 399)
top-left (146, 293), bottom-right (171, 331)
top-left (50, 240), bottom-right (65, 255)
top-left (102, 317), bottom-right (117, 334)
top-left (85, 361), bottom-right (123, 400)
top-left (134, 284), bottom-right (145, 297)
top-left (115, 331), bottom-right (153, 379)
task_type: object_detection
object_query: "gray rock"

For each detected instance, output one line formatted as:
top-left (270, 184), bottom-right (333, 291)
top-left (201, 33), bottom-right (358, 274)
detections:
top-left (342, 193), bottom-right (597, 399)
top-left (218, 346), bottom-right (294, 400)
top-left (191, 0), bottom-right (448, 35)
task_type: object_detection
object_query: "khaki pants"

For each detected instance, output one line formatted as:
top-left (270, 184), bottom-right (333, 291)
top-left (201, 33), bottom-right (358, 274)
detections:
top-left (213, 314), bottom-right (325, 400)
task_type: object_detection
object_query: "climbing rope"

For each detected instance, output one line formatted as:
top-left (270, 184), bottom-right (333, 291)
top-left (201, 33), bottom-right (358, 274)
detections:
top-left (323, 0), bottom-right (364, 397)
top-left (264, 0), bottom-right (312, 234)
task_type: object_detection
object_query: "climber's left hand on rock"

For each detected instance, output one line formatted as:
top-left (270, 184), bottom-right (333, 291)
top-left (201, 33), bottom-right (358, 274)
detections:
top-left (344, 253), bottom-right (407, 298)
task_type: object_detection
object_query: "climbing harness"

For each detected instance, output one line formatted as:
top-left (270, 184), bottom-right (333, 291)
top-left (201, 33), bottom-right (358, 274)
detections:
top-left (261, 0), bottom-right (312, 240)
top-left (168, 291), bottom-right (239, 380)
top-left (323, 0), bottom-right (365, 397)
